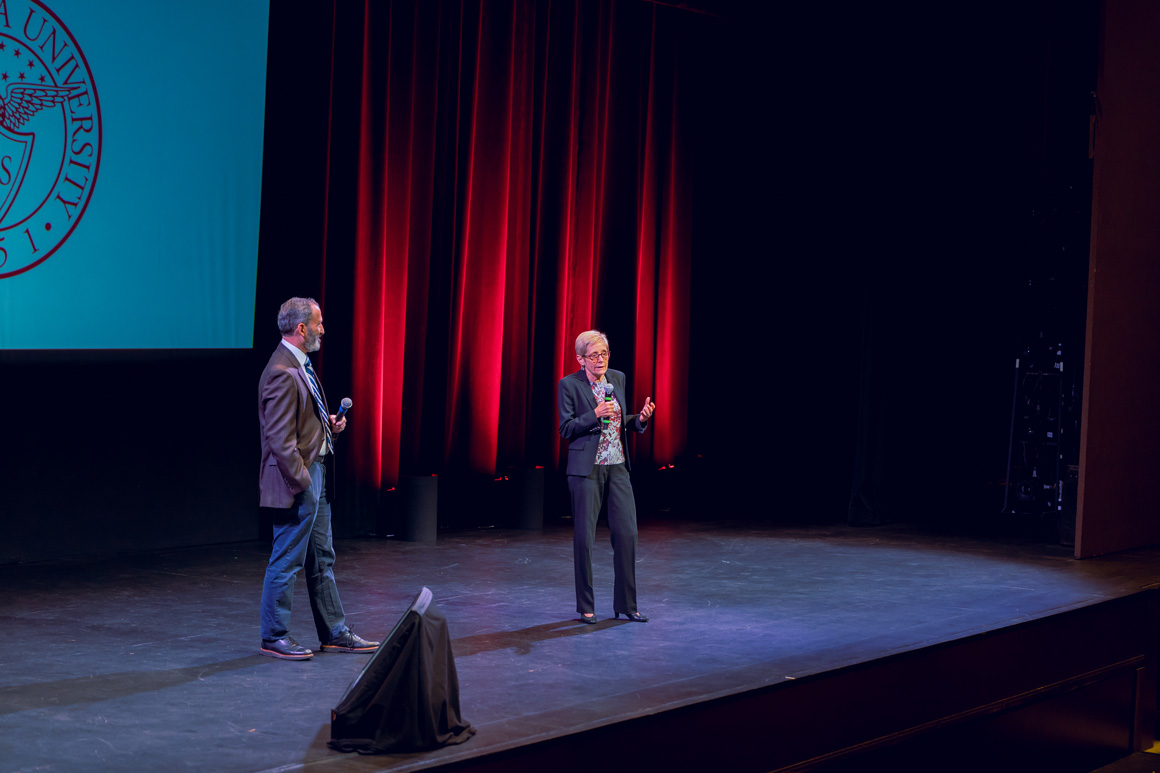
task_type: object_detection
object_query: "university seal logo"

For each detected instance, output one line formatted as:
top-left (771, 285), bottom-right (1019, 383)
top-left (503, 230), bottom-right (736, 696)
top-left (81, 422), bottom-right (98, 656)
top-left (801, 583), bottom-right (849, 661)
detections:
top-left (0, 0), bottom-right (99, 279)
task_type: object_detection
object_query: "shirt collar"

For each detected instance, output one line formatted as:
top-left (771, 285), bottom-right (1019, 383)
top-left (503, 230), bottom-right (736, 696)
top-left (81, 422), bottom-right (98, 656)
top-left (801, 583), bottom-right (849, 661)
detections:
top-left (280, 338), bottom-right (308, 367)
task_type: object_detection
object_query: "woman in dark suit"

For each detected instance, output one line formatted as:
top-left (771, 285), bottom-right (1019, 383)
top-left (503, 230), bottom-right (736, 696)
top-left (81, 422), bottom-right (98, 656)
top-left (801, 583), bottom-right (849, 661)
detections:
top-left (558, 330), bottom-right (656, 623)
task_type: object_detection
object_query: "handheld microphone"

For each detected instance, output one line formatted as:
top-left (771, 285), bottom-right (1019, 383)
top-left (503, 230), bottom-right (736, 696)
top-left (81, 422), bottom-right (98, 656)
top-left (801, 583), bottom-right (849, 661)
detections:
top-left (602, 384), bottom-right (614, 424)
top-left (336, 397), bottom-right (353, 420)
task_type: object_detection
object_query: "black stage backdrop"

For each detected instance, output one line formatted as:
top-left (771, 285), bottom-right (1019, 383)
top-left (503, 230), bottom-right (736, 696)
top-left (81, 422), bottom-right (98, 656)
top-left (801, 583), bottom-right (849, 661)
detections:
top-left (3, 2), bottom-right (1098, 563)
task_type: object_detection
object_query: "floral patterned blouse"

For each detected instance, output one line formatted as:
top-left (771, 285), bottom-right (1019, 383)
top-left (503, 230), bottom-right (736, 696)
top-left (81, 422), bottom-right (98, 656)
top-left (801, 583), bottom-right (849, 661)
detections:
top-left (590, 378), bottom-right (626, 466)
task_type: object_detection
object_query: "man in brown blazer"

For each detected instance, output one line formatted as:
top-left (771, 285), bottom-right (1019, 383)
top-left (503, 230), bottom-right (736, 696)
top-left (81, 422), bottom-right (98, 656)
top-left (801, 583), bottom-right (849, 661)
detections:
top-left (257, 297), bottom-right (378, 660)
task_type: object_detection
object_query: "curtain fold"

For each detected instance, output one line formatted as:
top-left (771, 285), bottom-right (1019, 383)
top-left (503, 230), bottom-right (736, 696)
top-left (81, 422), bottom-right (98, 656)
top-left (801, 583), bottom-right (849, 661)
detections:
top-left (322, 0), bottom-right (698, 512)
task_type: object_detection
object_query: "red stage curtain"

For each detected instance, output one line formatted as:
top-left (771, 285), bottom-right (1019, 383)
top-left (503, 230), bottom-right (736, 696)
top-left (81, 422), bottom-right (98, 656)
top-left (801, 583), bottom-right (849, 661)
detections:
top-left (320, 0), bottom-right (696, 501)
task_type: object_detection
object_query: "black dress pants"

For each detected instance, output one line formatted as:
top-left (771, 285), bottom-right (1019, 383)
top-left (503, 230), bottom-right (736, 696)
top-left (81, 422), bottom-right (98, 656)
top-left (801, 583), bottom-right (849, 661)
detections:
top-left (568, 463), bottom-right (638, 615)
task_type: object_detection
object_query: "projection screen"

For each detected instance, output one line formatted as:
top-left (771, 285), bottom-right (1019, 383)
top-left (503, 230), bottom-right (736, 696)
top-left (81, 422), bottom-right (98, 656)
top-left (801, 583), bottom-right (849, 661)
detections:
top-left (0, 0), bottom-right (270, 349)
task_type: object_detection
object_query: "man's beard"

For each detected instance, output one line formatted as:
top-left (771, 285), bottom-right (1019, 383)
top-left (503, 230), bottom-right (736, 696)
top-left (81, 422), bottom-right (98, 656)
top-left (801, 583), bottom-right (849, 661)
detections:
top-left (304, 329), bottom-right (321, 352)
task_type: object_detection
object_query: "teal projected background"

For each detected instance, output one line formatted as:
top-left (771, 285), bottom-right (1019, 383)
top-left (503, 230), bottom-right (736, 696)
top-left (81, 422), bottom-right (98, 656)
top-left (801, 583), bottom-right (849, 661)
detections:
top-left (0, 0), bottom-right (269, 349)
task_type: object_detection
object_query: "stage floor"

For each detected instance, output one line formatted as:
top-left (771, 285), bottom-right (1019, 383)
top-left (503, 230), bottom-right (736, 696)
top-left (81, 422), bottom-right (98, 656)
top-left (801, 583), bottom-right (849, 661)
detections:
top-left (3, 519), bottom-right (1160, 772)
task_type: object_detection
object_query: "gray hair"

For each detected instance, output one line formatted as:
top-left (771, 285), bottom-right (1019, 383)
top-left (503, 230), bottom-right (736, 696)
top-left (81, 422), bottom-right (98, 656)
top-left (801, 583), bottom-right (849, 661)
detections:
top-left (277, 297), bottom-right (318, 335)
top-left (574, 329), bottom-right (609, 357)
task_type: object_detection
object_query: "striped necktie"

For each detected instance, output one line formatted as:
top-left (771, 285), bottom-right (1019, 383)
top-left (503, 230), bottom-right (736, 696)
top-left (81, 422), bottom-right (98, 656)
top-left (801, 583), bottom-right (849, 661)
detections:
top-left (302, 358), bottom-right (333, 454)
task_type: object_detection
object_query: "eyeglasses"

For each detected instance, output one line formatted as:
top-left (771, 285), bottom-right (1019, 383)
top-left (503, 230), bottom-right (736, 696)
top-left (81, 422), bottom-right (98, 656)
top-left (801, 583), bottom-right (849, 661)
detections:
top-left (582, 351), bottom-right (610, 362)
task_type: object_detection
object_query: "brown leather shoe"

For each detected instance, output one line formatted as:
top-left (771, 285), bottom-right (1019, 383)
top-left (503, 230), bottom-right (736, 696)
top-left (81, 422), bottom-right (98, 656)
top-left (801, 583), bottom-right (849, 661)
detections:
top-left (320, 630), bottom-right (379, 653)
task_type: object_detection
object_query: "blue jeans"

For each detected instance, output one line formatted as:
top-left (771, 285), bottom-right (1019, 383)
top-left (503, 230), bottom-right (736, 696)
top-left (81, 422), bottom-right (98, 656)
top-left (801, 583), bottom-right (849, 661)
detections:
top-left (260, 458), bottom-right (347, 643)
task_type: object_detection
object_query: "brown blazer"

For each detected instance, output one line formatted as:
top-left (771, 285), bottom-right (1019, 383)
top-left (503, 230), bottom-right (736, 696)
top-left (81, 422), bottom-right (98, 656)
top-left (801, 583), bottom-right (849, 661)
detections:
top-left (258, 343), bottom-right (329, 508)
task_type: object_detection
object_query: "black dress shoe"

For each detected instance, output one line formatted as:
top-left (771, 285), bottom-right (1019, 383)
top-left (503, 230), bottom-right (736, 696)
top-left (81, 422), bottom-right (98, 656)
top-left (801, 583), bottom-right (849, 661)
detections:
top-left (617, 612), bottom-right (649, 623)
top-left (579, 613), bottom-right (597, 624)
top-left (260, 636), bottom-right (313, 660)
top-left (321, 630), bottom-right (380, 653)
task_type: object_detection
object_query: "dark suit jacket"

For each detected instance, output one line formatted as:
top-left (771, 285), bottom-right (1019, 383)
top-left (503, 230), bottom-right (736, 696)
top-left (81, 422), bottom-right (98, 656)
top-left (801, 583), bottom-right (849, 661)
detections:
top-left (258, 343), bottom-right (329, 508)
top-left (558, 368), bottom-right (648, 477)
